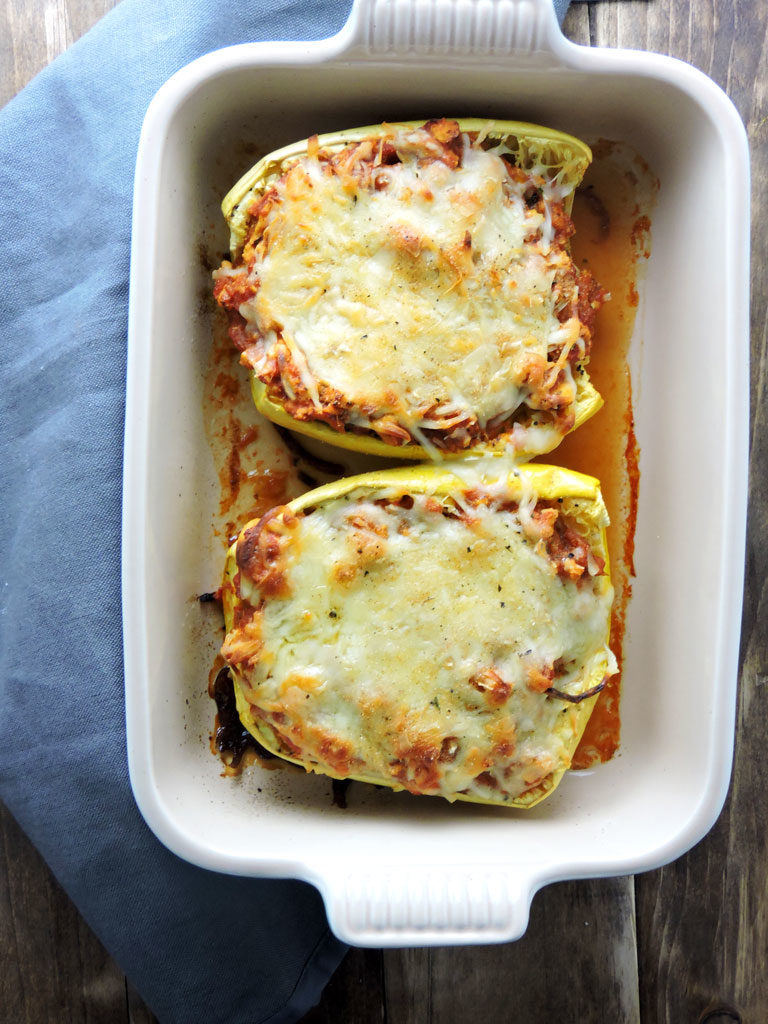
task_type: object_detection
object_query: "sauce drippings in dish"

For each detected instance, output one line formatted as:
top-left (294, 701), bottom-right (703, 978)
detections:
top-left (203, 137), bottom-right (658, 779)
top-left (554, 141), bottom-right (658, 767)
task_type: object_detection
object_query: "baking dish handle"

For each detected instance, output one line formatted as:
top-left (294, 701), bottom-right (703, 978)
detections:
top-left (336, 0), bottom-right (565, 61)
top-left (319, 865), bottom-right (535, 946)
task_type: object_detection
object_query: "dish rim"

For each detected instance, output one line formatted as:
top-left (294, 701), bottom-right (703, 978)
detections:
top-left (123, 0), bottom-right (750, 946)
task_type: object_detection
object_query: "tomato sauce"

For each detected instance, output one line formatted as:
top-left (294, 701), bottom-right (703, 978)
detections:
top-left (554, 141), bottom-right (658, 767)
top-left (203, 318), bottom-right (305, 546)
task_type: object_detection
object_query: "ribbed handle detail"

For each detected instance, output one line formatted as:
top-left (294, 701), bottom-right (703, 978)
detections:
top-left (344, 0), bottom-right (558, 58)
top-left (323, 866), bottom-right (532, 946)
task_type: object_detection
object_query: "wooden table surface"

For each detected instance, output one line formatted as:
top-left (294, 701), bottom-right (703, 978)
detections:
top-left (1, 1), bottom-right (765, 1021)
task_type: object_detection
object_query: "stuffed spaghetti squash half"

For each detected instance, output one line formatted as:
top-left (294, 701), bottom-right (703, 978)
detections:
top-left (213, 118), bottom-right (605, 461)
top-left (219, 463), bottom-right (616, 808)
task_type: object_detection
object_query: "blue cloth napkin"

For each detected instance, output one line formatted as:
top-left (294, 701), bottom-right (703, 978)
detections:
top-left (0, 0), bottom-right (570, 1021)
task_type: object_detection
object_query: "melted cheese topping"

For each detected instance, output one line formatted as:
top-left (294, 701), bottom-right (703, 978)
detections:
top-left (232, 489), bottom-right (614, 803)
top-left (240, 129), bottom-right (574, 435)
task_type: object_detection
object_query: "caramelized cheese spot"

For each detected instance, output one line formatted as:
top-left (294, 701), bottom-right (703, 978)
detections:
top-left (469, 667), bottom-right (513, 707)
top-left (236, 507), bottom-right (297, 597)
top-left (332, 513), bottom-right (390, 585)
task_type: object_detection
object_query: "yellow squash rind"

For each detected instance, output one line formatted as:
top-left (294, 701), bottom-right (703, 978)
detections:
top-left (251, 373), bottom-right (604, 463)
top-left (223, 118), bottom-right (599, 460)
top-left (221, 463), bottom-right (613, 810)
top-left (223, 118), bottom-right (592, 251)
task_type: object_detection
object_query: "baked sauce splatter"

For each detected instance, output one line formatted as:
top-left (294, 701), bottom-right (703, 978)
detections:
top-left (203, 315), bottom-right (306, 545)
top-left (552, 140), bottom-right (658, 768)
top-left (332, 779), bottom-right (351, 809)
top-left (208, 661), bottom-right (280, 775)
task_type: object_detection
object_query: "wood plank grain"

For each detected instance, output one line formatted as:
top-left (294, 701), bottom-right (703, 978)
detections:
top-left (381, 879), bottom-right (639, 1024)
top-left (0, 801), bottom-right (130, 1024)
top-left (300, 948), bottom-right (386, 1024)
top-left (590, 1), bottom-right (768, 1022)
top-left (0, 0), bottom-right (116, 108)
top-left (127, 980), bottom-right (161, 1024)
top-left (301, 879), bottom-right (641, 1023)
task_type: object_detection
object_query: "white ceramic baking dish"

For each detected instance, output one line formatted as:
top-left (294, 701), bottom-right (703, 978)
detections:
top-left (123, 0), bottom-right (749, 946)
